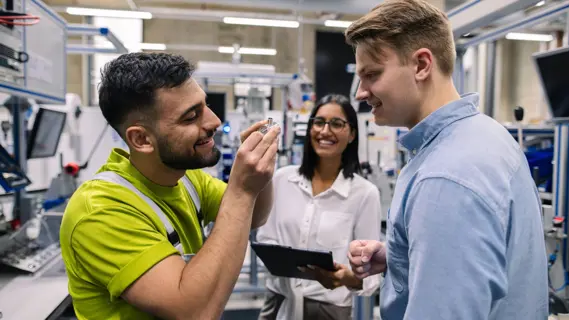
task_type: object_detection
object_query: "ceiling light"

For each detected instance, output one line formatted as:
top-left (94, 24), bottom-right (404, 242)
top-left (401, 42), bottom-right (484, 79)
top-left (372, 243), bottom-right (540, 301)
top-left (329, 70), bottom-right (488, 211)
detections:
top-left (223, 17), bottom-right (299, 28)
top-left (66, 7), bottom-right (152, 19)
top-left (218, 46), bottom-right (277, 55)
top-left (535, 1), bottom-right (545, 7)
top-left (324, 20), bottom-right (353, 28)
top-left (505, 32), bottom-right (553, 41)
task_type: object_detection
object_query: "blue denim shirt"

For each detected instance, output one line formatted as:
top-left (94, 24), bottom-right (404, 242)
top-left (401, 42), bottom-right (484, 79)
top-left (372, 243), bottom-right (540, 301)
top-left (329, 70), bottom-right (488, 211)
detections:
top-left (381, 93), bottom-right (548, 320)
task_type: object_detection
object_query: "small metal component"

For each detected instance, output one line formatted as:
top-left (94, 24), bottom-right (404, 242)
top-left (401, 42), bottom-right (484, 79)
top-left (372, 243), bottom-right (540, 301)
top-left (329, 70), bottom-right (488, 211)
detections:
top-left (258, 117), bottom-right (275, 134)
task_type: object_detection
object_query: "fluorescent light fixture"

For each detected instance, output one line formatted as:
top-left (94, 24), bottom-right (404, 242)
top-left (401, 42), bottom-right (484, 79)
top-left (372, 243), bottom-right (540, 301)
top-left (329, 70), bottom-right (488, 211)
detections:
top-left (505, 32), bottom-right (553, 42)
top-left (324, 20), bottom-right (353, 28)
top-left (218, 46), bottom-right (277, 55)
top-left (66, 7), bottom-right (152, 19)
top-left (223, 17), bottom-right (299, 28)
top-left (535, 0), bottom-right (545, 7)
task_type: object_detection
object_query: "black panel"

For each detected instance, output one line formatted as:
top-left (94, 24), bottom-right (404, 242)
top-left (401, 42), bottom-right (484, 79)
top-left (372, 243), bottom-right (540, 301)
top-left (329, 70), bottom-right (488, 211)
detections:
top-left (534, 48), bottom-right (569, 119)
top-left (315, 31), bottom-right (355, 100)
top-left (206, 92), bottom-right (226, 123)
top-left (27, 108), bottom-right (67, 159)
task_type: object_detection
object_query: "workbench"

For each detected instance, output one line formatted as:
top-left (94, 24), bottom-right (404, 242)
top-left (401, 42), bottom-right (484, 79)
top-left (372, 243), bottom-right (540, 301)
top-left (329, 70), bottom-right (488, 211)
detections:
top-left (0, 255), bottom-right (71, 320)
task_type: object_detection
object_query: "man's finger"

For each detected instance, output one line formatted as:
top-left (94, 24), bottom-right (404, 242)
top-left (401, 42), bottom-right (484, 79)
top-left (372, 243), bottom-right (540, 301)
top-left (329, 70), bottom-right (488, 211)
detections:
top-left (349, 240), bottom-right (368, 255)
top-left (361, 241), bottom-right (382, 263)
top-left (354, 272), bottom-right (370, 280)
top-left (239, 131), bottom-right (264, 152)
top-left (240, 120), bottom-right (269, 141)
top-left (259, 139), bottom-right (278, 165)
top-left (251, 125), bottom-right (280, 158)
top-left (352, 263), bottom-right (371, 274)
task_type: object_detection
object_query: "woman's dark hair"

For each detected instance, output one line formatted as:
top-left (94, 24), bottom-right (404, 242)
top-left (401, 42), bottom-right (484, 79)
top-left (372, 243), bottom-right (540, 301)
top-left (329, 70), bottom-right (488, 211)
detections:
top-left (298, 93), bottom-right (361, 180)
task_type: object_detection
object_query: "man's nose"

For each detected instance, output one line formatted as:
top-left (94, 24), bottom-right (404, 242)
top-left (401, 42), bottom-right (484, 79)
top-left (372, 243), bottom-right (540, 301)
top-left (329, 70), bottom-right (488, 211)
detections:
top-left (202, 106), bottom-right (221, 131)
top-left (355, 83), bottom-right (369, 101)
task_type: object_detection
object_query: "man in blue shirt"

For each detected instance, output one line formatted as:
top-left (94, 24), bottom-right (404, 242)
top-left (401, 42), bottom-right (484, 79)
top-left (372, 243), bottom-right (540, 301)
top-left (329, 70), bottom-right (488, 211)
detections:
top-left (345, 0), bottom-right (548, 319)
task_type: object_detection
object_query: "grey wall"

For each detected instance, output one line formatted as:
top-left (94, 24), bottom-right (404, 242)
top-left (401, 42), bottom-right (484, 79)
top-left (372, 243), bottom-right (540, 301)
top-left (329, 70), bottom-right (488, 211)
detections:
top-left (494, 38), bottom-right (555, 124)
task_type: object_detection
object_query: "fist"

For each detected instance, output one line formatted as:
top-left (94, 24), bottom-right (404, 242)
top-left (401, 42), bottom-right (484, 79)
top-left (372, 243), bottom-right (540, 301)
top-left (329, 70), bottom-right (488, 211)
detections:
top-left (347, 240), bottom-right (387, 279)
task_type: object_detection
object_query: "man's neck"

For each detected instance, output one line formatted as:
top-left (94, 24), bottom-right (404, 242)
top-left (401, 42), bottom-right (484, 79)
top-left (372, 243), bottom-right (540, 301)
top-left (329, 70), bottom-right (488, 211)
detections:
top-left (410, 77), bottom-right (462, 128)
top-left (129, 153), bottom-right (184, 187)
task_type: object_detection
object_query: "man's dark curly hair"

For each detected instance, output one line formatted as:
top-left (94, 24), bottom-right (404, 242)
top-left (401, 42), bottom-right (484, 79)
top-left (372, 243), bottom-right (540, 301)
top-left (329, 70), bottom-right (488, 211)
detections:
top-left (98, 52), bottom-right (196, 137)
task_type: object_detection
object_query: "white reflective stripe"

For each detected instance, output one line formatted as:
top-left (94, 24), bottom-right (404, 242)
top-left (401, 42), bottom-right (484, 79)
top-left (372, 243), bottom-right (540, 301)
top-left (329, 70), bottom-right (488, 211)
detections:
top-left (181, 175), bottom-right (200, 213)
top-left (91, 171), bottom-right (175, 236)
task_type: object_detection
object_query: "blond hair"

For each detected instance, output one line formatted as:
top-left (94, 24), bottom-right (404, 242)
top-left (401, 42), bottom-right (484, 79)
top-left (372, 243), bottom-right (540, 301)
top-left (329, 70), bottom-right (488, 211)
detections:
top-left (345, 0), bottom-right (456, 76)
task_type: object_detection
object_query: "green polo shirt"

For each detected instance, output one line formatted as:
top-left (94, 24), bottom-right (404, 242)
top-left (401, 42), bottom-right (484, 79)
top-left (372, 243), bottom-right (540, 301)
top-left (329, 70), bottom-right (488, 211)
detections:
top-left (60, 148), bottom-right (227, 320)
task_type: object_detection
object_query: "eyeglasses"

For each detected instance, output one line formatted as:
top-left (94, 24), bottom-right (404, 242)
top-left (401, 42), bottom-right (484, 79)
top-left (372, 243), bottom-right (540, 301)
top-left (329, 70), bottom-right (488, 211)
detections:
top-left (310, 117), bottom-right (349, 133)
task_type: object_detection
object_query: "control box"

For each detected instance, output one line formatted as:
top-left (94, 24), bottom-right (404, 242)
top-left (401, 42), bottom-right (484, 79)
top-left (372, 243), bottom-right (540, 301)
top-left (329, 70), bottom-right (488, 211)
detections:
top-left (0, 0), bottom-right (25, 89)
top-left (0, 0), bottom-right (66, 104)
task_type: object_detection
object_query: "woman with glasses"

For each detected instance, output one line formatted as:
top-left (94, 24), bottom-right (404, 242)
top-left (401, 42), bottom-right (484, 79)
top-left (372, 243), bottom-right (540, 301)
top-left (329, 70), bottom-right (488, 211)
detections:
top-left (256, 94), bottom-right (382, 320)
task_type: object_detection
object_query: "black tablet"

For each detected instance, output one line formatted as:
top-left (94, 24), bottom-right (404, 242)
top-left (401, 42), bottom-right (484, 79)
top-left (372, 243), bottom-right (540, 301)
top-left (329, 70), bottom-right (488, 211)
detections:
top-left (251, 242), bottom-right (336, 280)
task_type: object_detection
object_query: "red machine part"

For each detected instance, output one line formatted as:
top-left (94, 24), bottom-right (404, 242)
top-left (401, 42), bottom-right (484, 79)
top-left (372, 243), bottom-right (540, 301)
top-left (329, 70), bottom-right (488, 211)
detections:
top-left (64, 162), bottom-right (80, 176)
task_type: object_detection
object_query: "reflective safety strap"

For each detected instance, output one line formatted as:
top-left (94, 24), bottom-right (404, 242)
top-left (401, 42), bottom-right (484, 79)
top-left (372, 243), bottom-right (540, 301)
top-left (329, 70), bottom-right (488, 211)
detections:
top-left (181, 175), bottom-right (200, 213)
top-left (92, 172), bottom-right (176, 237)
top-left (91, 172), bottom-right (204, 254)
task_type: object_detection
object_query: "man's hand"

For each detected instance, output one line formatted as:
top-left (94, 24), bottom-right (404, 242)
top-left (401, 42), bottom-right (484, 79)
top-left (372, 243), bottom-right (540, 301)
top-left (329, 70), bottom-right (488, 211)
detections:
top-left (348, 240), bottom-right (387, 279)
top-left (240, 120), bottom-right (271, 143)
top-left (299, 263), bottom-right (363, 290)
top-left (229, 123), bottom-right (280, 197)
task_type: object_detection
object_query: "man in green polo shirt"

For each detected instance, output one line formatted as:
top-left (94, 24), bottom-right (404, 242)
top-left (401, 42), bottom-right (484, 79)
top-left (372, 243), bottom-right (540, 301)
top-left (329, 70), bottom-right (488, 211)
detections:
top-left (59, 52), bottom-right (279, 320)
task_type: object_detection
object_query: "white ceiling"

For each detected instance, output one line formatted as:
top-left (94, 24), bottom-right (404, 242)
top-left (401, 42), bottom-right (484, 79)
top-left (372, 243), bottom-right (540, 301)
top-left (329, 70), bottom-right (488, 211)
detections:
top-left (46, 0), bottom-right (470, 15)
top-left (45, 0), bottom-right (566, 35)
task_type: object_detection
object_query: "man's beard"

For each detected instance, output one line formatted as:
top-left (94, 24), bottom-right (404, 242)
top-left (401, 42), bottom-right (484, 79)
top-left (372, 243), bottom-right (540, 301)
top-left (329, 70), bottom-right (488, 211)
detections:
top-left (157, 135), bottom-right (221, 170)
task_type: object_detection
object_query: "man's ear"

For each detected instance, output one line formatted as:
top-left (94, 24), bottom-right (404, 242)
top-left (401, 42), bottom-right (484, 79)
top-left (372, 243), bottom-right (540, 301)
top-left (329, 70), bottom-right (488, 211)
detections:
top-left (413, 48), bottom-right (434, 82)
top-left (125, 125), bottom-right (155, 154)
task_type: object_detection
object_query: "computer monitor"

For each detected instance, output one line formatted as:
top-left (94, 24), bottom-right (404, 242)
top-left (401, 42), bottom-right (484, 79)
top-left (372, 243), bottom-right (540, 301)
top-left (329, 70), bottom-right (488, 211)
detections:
top-left (26, 107), bottom-right (67, 159)
top-left (533, 46), bottom-right (569, 121)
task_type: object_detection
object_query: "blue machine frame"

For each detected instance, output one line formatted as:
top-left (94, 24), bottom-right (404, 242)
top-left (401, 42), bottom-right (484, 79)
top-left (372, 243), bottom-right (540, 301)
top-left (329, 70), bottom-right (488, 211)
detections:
top-left (66, 23), bottom-right (128, 55)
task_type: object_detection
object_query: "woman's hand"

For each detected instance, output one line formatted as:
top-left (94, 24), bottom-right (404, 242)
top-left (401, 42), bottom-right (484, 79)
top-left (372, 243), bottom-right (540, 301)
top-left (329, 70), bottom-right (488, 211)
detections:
top-left (299, 262), bottom-right (363, 290)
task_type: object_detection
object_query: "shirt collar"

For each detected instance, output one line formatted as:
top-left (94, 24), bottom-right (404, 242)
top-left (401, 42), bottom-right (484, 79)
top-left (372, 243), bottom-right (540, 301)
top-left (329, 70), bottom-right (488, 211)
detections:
top-left (288, 168), bottom-right (351, 198)
top-left (399, 93), bottom-right (480, 154)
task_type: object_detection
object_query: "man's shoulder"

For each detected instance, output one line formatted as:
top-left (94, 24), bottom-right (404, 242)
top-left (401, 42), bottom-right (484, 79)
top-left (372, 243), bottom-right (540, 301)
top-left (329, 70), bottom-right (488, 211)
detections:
top-left (422, 115), bottom-right (522, 182)
top-left (410, 119), bottom-right (528, 213)
top-left (184, 169), bottom-right (227, 196)
top-left (62, 174), bottom-right (157, 235)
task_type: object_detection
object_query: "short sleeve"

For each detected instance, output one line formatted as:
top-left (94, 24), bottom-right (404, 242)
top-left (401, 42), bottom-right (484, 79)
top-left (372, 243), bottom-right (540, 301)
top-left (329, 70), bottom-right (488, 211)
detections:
top-left (71, 207), bottom-right (179, 301)
top-left (188, 170), bottom-right (227, 225)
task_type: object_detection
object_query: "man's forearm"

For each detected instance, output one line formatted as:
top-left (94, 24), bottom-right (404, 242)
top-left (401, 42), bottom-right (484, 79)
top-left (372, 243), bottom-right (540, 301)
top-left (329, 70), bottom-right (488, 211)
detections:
top-left (178, 186), bottom-right (255, 319)
top-left (251, 181), bottom-right (273, 229)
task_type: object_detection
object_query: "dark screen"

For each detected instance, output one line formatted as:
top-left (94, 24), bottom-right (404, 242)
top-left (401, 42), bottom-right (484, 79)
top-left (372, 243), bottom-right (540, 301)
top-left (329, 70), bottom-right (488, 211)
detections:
top-left (535, 48), bottom-right (569, 119)
top-left (315, 31), bottom-right (355, 100)
top-left (27, 108), bottom-right (67, 159)
top-left (206, 92), bottom-right (226, 123)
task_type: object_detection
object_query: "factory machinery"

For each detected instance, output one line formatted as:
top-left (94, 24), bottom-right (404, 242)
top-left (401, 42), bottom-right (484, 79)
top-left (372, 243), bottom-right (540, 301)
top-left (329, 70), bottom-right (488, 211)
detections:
top-left (0, 0), bottom-right (567, 319)
top-left (499, 45), bottom-right (569, 316)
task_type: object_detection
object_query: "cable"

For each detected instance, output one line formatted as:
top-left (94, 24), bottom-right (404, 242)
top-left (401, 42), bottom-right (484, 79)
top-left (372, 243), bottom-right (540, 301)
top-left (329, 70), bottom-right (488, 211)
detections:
top-left (0, 12), bottom-right (40, 26)
top-left (79, 123), bottom-right (109, 170)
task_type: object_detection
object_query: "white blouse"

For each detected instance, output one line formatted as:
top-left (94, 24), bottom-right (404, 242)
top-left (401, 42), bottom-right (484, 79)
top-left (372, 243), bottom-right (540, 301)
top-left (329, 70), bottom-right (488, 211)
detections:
top-left (256, 165), bottom-right (382, 320)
